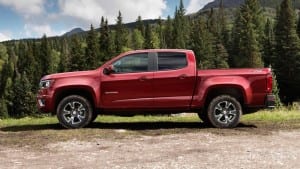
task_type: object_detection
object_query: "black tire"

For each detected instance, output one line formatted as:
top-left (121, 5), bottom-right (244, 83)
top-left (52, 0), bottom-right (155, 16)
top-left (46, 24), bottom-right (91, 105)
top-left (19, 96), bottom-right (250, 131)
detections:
top-left (90, 112), bottom-right (98, 123)
top-left (207, 95), bottom-right (242, 128)
top-left (57, 95), bottom-right (93, 129)
top-left (197, 110), bottom-right (212, 126)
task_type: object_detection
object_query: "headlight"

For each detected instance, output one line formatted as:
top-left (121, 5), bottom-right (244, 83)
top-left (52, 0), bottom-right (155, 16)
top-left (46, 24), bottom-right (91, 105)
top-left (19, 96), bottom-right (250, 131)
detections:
top-left (39, 80), bottom-right (54, 89)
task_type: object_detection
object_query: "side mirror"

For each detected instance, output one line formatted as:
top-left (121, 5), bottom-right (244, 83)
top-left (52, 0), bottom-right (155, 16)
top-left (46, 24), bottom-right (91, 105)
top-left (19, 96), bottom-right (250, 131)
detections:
top-left (103, 65), bottom-right (115, 75)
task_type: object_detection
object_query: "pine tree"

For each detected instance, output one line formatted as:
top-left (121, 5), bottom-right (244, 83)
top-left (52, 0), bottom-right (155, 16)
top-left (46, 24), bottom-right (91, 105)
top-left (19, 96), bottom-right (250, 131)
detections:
top-left (231, 0), bottom-right (264, 68)
top-left (263, 19), bottom-right (275, 67)
top-left (115, 11), bottom-right (127, 54)
top-left (0, 45), bottom-right (10, 118)
top-left (86, 24), bottom-right (99, 69)
top-left (0, 98), bottom-right (8, 118)
top-left (172, 0), bottom-right (188, 48)
top-left (69, 36), bottom-right (85, 71)
top-left (151, 31), bottom-right (161, 49)
top-left (190, 17), bottom-right (214, 68)
top-left (4, 77), bottom-right (13, 116)
top-left (270, 67), bottom-right (282, 108)
top-left (40, 35), bottom-right (52, 75)
top-left (99, 17), bottom-right (112, 62)
top-left (49, 49), bottom-right (61, 73)
top-left (218, 0), bottom-right (231, 50)
top-left (58, 38), bottom-right (70, 72)
top-left (131, 29), bottom-right (144, 50)
top-left (32, 41), bottom-right (43, 84)
top-left (136, 15), bottom-right (145, 37)
top-left (157, 17), bottom-right (166, 48)
top-left (208, 8), bottom-right (218, 35)
top-left (164, 15), bottom-right (173, 48)
top-left (207, 7), bottom-right (229, 68)
top-left (0, 47), bottom-right (16, 99)
top-left (297, 12), bottom-right (300, 37)
top-left (12, 72), bottom-right (36, 117)
top-left (274, 0), bottom-right (300, 104)
top-left (144, 24), bottom-right (154, 49)
top-left (17, 41), bottom-right (27, 73)
top-left (23, 41), bottom-right (38, 82)
top-left (0, 44), bottom-right (8, 71)
top-left (211, 42), bottom-right (229, 68)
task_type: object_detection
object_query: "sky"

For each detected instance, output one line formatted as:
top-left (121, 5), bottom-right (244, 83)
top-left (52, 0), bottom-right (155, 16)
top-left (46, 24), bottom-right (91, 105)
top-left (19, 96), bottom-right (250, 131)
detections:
top-left (0, 0), bottom-right (214, 42)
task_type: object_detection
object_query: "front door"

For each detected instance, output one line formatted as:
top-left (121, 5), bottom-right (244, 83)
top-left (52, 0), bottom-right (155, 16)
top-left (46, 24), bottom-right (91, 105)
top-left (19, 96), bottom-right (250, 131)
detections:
top-left (101, 52), bottom-right (153, 109)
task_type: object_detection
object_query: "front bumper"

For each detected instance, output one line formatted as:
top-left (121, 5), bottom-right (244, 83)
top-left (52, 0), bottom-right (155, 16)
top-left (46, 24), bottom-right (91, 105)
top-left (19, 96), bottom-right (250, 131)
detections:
top-left (37, 89), bottom-right (55, 113)
top-left (265, 94), bottom-right (275, 108)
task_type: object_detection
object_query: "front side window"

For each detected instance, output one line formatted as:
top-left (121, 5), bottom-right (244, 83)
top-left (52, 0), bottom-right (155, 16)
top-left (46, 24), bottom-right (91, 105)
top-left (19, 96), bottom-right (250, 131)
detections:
top-left (158, 52), bottom-right (187, 71)
top-left (112, 53), bottom-right (149, 73)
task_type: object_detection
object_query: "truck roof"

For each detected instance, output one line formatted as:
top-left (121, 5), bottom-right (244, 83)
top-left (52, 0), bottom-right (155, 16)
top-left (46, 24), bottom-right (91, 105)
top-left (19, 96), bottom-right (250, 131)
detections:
top-left (122, 49), bottom-right (193, 54)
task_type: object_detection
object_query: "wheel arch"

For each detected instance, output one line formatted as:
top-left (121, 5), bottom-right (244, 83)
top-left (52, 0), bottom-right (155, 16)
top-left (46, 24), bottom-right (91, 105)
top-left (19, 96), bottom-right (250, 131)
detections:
top-left (204, 85), bottom-right (245, 109)
top-left (54, 86), bottom-right (96, 115)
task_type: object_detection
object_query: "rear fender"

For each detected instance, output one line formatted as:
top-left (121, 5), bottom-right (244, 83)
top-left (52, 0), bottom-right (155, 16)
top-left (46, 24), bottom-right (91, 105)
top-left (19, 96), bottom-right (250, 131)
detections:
top-left (191, 76), bottom-right (251, 107)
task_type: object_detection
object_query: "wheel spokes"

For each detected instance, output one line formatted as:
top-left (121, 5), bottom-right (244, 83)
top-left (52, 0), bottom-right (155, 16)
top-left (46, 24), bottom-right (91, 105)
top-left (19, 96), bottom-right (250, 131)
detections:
top-left (62, 101), bottom-right (86, 125)
top-left (214, 100), bottom-right (237, 124)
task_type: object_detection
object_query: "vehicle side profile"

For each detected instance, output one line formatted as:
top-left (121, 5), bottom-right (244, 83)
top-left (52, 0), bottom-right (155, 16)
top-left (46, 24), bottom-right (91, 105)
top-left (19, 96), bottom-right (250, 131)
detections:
top-left (37, 49), bottom-right (275, 129)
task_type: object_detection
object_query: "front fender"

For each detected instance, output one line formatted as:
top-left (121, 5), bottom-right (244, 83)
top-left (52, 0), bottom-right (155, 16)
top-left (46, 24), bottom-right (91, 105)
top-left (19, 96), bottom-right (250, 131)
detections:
top-left (52, 77), bottom-right (100, 108)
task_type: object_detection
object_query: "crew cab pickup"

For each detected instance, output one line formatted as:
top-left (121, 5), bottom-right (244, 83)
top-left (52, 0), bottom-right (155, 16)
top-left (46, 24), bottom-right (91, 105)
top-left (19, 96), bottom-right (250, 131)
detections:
top-left (37, 49), bottom-right (275, 129)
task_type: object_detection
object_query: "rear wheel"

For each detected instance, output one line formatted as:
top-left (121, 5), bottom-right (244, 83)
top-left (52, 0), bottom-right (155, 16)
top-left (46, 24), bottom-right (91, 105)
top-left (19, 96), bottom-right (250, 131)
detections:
top-left (90, 113), bottom-right (98, 123)
top-left (57, 95), bottom-right (93, 129)
top-left (207, 95), bottom-right (242, 128)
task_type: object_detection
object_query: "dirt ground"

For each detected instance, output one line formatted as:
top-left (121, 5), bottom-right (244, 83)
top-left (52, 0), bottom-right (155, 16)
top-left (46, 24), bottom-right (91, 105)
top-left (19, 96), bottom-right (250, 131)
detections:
top-left (0, 122), bottom-right (300, 169)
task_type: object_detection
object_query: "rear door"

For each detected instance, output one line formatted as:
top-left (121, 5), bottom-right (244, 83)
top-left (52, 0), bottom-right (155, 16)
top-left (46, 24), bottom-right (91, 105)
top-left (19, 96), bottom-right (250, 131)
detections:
top-left (152, 52), bottom-right (196, 108)
top-left (101, 52), bottom-right (154, 109)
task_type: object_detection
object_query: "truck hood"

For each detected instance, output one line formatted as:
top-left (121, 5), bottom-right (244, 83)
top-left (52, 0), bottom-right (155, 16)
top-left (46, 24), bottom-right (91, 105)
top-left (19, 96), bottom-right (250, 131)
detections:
top-left (41, 70), bottom-right (99, 80)
top-left (198, 68), bottom-right (271, 76)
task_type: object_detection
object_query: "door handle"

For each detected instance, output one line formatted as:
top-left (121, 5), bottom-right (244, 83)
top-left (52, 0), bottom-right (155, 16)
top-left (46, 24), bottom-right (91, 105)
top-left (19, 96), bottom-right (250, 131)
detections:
top-left (178, 74), bottom-right (187, 80)
top-left (139, 76), bottom-right (148, 81)
top-left (105, 91), bottom-right (119, 95)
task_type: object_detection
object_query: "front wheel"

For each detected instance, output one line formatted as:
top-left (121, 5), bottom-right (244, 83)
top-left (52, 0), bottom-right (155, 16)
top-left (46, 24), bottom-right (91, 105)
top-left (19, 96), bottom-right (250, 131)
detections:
top-left (207, 95), bottom-right (242, 128)
top-left (197, 109), bottom-right (212, 126)
top-left (57, 95), bottom-right (93, 129)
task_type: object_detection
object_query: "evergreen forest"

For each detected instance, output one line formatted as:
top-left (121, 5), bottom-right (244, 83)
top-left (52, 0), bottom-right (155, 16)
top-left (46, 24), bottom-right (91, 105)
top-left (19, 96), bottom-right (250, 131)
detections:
top-left (0, 0), bottom-right (300, 118)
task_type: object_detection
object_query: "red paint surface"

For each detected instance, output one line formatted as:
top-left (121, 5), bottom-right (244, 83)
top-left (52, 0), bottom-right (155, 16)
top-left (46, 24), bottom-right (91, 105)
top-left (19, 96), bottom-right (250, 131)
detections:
top-left (37, 49), bottom-right (273, 113)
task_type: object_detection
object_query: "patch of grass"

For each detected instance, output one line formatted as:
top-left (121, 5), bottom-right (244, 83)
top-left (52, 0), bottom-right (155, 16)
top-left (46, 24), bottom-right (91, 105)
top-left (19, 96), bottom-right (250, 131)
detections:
top-left (1, 110), bottom-right (300, 128)
top-left (242, 109), bottom-right (300, 122)
top-left (96, 114), bottom-right (200, 123)
top-left (0, 116), bottom-right (58, 128)
top-left (0, 114), bottom-right (203, 148)
top-left (0, 110), bottom-right (300, 148)
top-left (0, 114), bottom-right (200, 128)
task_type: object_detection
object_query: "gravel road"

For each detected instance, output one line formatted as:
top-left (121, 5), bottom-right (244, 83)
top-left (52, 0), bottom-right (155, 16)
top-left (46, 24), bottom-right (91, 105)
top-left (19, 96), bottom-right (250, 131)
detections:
top-left (0, 129), bottom-right (300, 169)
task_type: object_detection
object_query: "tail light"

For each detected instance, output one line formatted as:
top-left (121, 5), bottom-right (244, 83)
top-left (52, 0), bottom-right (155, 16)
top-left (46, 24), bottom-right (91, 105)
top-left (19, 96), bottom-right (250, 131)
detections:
top-left (266, 74), bottom-right (273, 93)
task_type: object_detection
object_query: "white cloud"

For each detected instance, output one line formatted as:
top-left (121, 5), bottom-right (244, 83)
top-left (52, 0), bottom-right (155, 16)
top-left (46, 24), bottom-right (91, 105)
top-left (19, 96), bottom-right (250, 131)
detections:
top-left (0, 32), bottom-right (11, 42)
top-left (24, 24), bottom-right (66, 38)
top-left (0, 0), bottom-right (45, 16)
top-left (0, 0), bottom-right (167, 39)
top-left (58, 0), bottom-right (167, 26)
top-left (186, 0), bottom-right (214, 14)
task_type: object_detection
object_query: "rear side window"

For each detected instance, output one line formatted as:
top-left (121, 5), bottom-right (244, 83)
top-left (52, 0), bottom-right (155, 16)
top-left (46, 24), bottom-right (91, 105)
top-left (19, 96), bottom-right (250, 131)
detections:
top-left (158, 52), bottom-right (187, 70)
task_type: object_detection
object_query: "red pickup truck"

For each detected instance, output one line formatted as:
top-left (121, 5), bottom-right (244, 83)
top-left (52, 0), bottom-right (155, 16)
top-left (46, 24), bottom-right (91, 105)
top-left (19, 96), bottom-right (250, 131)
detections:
top-left (37, 49), bottom-right (275, 129)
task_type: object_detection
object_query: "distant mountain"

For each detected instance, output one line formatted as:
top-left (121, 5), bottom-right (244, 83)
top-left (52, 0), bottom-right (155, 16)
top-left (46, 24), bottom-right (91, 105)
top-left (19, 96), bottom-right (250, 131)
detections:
top-left (62, 28), bottom-right (84, 37)
top-left (203, 0), bottom-right (245, 10)
top-left (61, 19), bottom-right (160, 37)
top-left (107, 19), bottom-right (160, 30)
top-left (61, 1), bottom-right (300, 38)
top-left (202, 0), bottom-right (300, 10)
